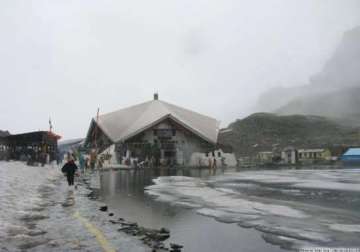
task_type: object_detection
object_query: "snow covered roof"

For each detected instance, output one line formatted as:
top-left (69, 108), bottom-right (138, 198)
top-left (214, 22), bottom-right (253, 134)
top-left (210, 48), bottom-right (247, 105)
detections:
top-left (92, 98), bottom-right (220, 144)
top-left (58, 138), bottom-right (84, 147)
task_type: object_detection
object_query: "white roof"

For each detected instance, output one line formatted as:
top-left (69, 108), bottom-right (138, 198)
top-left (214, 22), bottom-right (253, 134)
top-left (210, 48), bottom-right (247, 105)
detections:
top-left (298, 149), bottom-right (325, 153)
top-left (93, 99), bottom-right (220, 144)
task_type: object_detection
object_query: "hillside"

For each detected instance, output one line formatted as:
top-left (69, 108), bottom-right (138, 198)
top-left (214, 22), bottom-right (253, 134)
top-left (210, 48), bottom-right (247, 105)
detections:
top-left (218, 113), bottom-right (360, 157)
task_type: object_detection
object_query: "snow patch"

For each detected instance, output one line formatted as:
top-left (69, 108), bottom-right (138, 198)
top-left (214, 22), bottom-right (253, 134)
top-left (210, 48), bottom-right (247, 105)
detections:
top-left (329, 224), bottom-right (360, 233)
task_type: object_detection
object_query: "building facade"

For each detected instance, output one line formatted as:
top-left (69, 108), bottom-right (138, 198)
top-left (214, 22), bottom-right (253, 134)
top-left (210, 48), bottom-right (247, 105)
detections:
top-left (85, 95), bottom-right (220, 167)
top-left (1, 131), bottom-right (61, 162)
top-left (257, 151), bottom-right (274, 164)
top-left (298, 149), bottom-right (331, 163)
top-left (281, 147), bottom-right (298, 165)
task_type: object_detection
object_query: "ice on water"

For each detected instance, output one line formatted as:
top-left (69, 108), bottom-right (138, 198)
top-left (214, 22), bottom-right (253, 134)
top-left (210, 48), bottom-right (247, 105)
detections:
top-left (145, 168), bottom-right (360, 250)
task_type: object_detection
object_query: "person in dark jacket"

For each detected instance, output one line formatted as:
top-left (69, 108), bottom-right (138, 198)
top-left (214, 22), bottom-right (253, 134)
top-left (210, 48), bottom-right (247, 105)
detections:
top-left (61, 155), bottom-right (78, 186)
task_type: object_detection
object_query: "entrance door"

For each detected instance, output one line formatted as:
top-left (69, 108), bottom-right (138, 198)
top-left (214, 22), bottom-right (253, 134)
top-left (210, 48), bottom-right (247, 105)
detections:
top-left (164, 150), bottom-right (176, 166)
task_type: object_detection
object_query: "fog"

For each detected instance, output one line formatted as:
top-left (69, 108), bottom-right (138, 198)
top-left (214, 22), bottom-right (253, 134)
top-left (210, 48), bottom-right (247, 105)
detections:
top-left (0, 0), bottom-right (360, 139)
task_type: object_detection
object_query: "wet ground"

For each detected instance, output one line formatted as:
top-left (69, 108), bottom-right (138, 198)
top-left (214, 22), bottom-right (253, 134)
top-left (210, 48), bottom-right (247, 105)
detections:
top-left (0, 161), bottom-right (148, 252)
top-left (1, 162), bottom-right (360, 252)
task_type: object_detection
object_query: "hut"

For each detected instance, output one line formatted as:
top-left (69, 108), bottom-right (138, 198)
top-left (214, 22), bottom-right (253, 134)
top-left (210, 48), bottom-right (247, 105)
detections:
top-left (84, 94), bottom-right (220, 166)
top-left (5, 131), bottom-right (61, 162)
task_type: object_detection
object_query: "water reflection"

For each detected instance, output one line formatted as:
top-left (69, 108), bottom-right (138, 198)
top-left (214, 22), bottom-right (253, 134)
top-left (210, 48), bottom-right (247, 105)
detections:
top-left (100, 167), bottom-right (225, 197)
top-left (99, 168), bottom-right (285, 252)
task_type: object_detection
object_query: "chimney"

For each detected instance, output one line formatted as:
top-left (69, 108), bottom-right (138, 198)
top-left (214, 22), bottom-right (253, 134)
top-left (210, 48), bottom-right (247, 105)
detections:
top-left (154, 93), bottom-right (159, 100)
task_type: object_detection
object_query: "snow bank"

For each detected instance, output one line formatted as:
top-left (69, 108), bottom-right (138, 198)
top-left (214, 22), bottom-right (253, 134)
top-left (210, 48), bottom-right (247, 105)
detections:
top-left (0, 162), bottom-right (61, 241)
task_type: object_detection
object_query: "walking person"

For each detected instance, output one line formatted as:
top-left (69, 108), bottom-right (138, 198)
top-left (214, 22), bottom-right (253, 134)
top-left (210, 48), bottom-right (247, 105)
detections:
top-left (61, 155), bottom-right (78, 188)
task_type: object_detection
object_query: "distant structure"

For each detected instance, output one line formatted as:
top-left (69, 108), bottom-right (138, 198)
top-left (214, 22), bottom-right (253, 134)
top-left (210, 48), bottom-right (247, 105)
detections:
top-left (0, 130), bottom-right (11, 160)
top-left (257, 151), bottom-right (274, 165)
top-left (298, 149), bottom-right (332, 163)
top-left (341, 148), bottom-right (360, 165)
top-left (84, 94), bottom-right (221, 166)
top-left (281, 147), bottom-right (298, 165)
top-left (0, 131), bottom-right (61, 162)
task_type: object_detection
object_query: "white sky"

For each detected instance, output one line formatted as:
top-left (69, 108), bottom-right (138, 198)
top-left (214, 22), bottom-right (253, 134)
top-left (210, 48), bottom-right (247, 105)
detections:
top-left (0, 0), bottom-right (360, 139)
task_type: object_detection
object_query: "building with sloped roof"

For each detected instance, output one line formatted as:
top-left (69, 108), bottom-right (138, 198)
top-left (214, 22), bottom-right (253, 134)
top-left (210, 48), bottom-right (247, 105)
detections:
top-left (84, 94), bottom-right (220, 166)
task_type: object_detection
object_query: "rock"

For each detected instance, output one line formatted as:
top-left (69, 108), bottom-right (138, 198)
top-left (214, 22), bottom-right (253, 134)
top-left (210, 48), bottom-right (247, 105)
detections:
top-left (28, 229), bottom-right (47, 236)
top-left (156, 233), bottom-right (170, 241)
top-left (99, 206), bottom-right (108, 212)
top-left (48, 240), bottom-right (59, 247)
top-left (160, 228), bottom-right (170, 234)
top-left (170, 243), bottom-right (183, 249)
top-left (109, 213), bottom-right (114, 217)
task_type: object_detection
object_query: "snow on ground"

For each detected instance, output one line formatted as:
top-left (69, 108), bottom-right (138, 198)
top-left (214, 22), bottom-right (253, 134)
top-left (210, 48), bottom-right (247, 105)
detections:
top-left (329, 224), bottom-right (360, 233)
top-left (0, 162), bottom-right (59, 242)
top-left (145, 169), bottom-right (360, 250)
top-left (0, 161), bottom-right (148, 252)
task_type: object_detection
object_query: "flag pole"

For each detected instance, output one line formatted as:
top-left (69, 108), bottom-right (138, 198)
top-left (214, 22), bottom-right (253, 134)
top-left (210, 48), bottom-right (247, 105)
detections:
top-left (94, 108), bottom-right (100, 152)
top-left (49, 117), bottom-right (53, 133)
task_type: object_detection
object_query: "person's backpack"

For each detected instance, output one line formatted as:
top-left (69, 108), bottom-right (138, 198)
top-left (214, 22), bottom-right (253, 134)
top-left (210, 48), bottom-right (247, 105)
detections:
top-left (61, 163), bottom-right (68, 173)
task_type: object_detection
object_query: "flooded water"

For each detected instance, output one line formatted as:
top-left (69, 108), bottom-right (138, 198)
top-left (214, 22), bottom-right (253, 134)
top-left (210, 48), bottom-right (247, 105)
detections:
top-left (99, 167), bottom-right (360, 252)
top-left (99, 168), bottom-right (287, 252)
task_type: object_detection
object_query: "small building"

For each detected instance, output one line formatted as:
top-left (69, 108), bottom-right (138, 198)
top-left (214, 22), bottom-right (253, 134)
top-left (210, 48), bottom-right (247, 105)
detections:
top-left (5, 131), bottom-right (61, 162)
top-left (281, 147), bottom-right (297, 165)
top-left (257, 151), bottom-right (274, 164)
top-left (84, 94), bottom-right (220, 167)
top-left (0, 130), bottom-right (10, 160)
top-left (189, 149), bottom-right (237, 167)
top-left (341, 148), bottom-right (360, 165)
top-left (298, 149), bottom-right (331, 163)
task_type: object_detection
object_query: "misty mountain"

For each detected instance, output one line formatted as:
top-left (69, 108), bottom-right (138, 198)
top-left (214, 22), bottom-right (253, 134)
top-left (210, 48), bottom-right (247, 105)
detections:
top-left (310, 26), bottom-right (360, 88)
top-left (218, 113), bottom-right (360, 157)
top-left (256, 26), bottom-right (360, 123)
top-left (276, 87), bottom-right (360, 125)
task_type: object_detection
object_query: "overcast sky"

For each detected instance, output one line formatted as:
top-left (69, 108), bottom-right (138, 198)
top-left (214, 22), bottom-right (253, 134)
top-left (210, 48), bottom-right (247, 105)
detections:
top-left (1, 0), bottom-right (360, 139)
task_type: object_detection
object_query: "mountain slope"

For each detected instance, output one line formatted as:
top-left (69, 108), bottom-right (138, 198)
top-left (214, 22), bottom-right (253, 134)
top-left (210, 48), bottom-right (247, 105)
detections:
top-left (218, 113), bottom-right (360, 157)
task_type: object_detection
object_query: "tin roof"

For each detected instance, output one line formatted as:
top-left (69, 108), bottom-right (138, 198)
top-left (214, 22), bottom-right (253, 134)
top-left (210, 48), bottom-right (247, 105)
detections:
top-left (343, 148), bottom-right (360, 156)
top-left (92, 99), bottom-right (220, 144)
